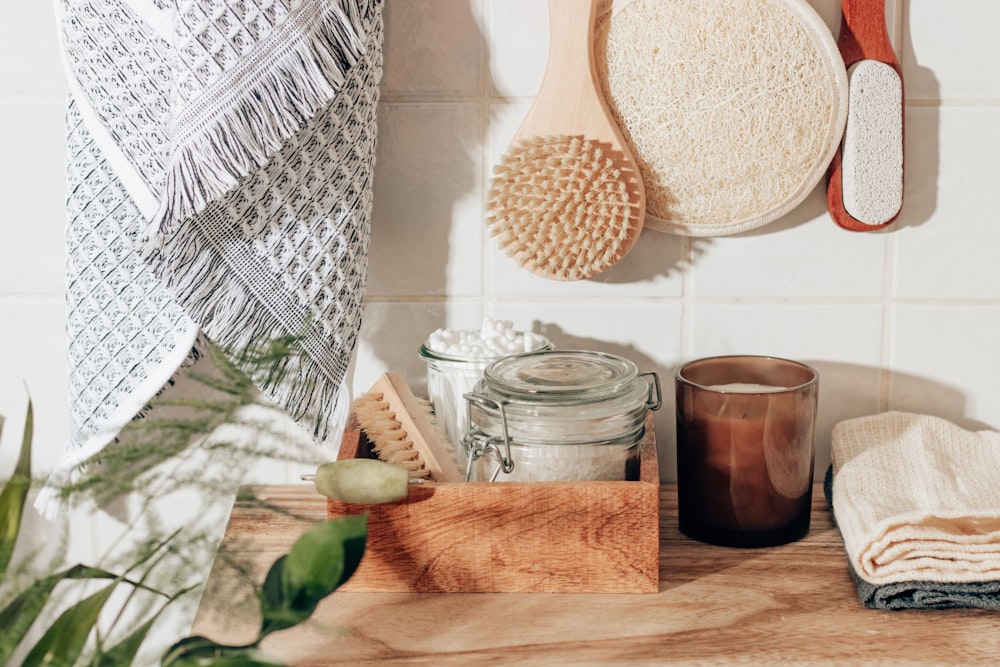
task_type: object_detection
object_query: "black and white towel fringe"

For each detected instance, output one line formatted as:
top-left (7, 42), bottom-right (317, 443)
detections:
top-left (38, 0), bottom-right (383, 518)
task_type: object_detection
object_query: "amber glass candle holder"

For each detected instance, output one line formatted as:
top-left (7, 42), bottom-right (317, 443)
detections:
top-left (675, 355), bottom-right (819, 548)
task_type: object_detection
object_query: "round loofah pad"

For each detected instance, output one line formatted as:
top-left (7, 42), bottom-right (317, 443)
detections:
top-left (487, 135), bottom-right (638, 282)
top-left (594, 0), bottom-right (848, 236)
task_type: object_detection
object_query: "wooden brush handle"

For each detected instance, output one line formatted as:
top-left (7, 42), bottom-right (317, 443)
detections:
top-left (515, 0), bottom-right (635, 162)
top-left (838, 0), bottom-right (899, 69)
top-left (547, 0), bottom-right (595, 77)
top-left (377, 373), bottom-right (463, 483)
top-left (516, 0), bottom-right (598, 137)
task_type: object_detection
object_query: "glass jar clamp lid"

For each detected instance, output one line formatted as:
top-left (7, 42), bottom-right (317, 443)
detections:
top-left (462, 350), bottom-right (662, 482)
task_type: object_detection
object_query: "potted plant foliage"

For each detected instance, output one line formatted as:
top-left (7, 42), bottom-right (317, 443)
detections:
top-left (0, 340), bottom-right (402, 665)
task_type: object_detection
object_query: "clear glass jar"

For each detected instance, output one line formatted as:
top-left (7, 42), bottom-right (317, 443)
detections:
top-left (418, 336), bottom-right (553, 461)
top-left (462, 350), bottom-right (661, 482)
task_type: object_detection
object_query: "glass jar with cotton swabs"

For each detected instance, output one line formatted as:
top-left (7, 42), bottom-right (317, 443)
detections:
top-left (418, 319), bottom-right (553, 469)
top-left (461, 350), bottom-right (661, 483)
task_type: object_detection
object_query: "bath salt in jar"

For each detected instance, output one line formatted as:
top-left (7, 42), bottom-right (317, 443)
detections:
top-left (462, 350), bottom-right (661, 482)
top-left (418, 320), bottom-right (553, 462)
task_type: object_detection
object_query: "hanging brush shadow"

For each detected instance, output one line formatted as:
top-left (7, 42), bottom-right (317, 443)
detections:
top-left (889, 3), bottom-right (938, 230)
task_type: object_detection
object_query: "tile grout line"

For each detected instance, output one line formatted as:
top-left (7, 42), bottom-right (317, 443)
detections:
top-left (886, 0), bottom-right (901, 55)
top-left (880, 233), bottom-right (896, 413)
top-left (0, 93), bottom-right (67, 104)
top-left (480, 0), bottom-right (493, 319)
top-left (879, 0), bottom-right (902, 415)
top-left (0, 294), bottom-right (65, 302)
top-left (363, 293), bottom-right (1000, 306)
top-left (680, 236), bottom-right (693, 361)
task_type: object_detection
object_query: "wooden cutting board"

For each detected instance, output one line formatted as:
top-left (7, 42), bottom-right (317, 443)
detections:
top-left (192, 485), bottom-right (1000, 665)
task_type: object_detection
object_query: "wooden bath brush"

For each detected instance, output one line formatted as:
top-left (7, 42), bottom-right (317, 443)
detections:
top-left (352, 373), bottom-right (462, 483)
top-left (486, 0), bottom-right (645, 281)
top-left (593, 0), bottom-right (848, 236)
top-left (825, 0), bottom-right (904, 231)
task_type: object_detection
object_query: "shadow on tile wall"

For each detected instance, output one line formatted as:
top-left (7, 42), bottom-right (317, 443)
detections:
top-left (896, 3), bottom-right (939, 230)
top-left (804, 360), bottom-right (984, 474)
top-left (591, 228), bottom-right (709, 285)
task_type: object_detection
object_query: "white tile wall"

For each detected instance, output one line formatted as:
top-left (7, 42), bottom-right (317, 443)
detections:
top-left (903, 0), bottom-right (1000, 102)
top-left (894, 106), bottom-right (1000, 298)
top-left (0, 1), bottom-right (64, 94)
top-left (4, 0), bottom-right (1000, 655)
top-left (382, 0), bottom-right (485, 96)
top-left (0, 101), bottom-right (67, 294)
top-left (368, 102), bottom-right (485, 297)
top-left (687, 188), bottom-right (888, 299)
top-left (889, 305), bottom-right (1000, 429)
top-left (0, 301), bottom-right (69, 473)
top-left (488, 0), bottom-right (548, 97)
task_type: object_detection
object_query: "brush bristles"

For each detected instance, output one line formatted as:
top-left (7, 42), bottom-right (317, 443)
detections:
top-left (353, 391), bottom-right (431, 479)
top-left (486, 135), bottom-right (639, 281)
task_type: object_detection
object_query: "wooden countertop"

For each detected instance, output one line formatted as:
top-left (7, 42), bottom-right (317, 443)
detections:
top-left (192, 484), bottom-right (1000, 665)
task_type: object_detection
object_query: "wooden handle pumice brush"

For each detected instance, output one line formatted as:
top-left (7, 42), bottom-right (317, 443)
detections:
top-left (353, 373), bottom-right (463, 483)
top-left (486, 0), bottom-right (645, 281)
top-left (826, 0), bottom-right (904, 231)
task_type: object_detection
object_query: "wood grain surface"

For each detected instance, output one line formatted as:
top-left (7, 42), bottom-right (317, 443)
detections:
top-left (193, 484), bottom-right (1000, 665)
top-left (325, 423), bottom-right (659, 593)
top-left (515, 0), bottom-right (637, 155)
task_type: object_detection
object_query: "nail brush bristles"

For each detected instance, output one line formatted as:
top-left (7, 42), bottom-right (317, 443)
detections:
top-left (352, 373), bottom-right (463, 483)
top-left (486, 135), bottom-right (638, 281)
top-left (353, 393), bottom-right (427, 478)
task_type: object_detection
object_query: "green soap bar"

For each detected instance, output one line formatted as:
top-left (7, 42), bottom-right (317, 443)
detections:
top-left (314, 459), bottom-right (409, 504)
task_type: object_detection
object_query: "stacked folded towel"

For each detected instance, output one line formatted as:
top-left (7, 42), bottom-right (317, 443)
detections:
top-left (828, 411), bottom-right (1000, 609)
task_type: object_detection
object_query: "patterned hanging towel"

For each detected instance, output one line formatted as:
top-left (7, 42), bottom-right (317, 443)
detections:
top-left (38, 0), bottom-right (384, 518)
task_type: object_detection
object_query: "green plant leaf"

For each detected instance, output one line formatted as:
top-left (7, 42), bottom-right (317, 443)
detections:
top-left (92, 616), bottom-right (156, 667)
top-left (258, 515), bottom-right (366, 637)
top-left (21, 578), bottom-right (121, 667)
top-left (258, 554), bottom-right (291, 629)
top-left (160, 636), bottom-right (286, 667)
top-left (91, 584), bottom-right (195, 667)
top-left (0, 398), bottom-right (33, 577)
top-left (0, 564), bottom-right (137, 664)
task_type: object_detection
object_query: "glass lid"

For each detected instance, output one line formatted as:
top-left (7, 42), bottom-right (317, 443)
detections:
top-left (481, 350), bottom-right (639, 402)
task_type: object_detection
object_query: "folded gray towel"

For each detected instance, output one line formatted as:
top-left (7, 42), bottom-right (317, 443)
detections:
top-left (825, 465), bottom-right (1000, 610)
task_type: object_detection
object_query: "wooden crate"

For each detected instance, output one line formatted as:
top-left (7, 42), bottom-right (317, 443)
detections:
top-left (326, 416), bottom-right (660, 593)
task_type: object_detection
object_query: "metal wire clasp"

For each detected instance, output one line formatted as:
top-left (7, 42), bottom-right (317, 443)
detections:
top-left (460, 392), bottom-right (515, 482)
top-left (641, 371), bottom-right (663, 411)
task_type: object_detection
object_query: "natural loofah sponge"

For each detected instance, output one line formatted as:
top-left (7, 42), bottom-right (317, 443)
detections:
top-left (594, 0), bottom-right (847, 236)
top-left (486, 135), bottom-right (638, 281)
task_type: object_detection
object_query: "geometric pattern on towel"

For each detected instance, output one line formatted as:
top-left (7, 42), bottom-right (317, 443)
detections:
top-left (42, 0), bottom-right (383, 517)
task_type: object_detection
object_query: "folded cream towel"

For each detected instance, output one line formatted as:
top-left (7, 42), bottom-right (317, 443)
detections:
top-left (832, 412), bottom-right (1000, 585)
